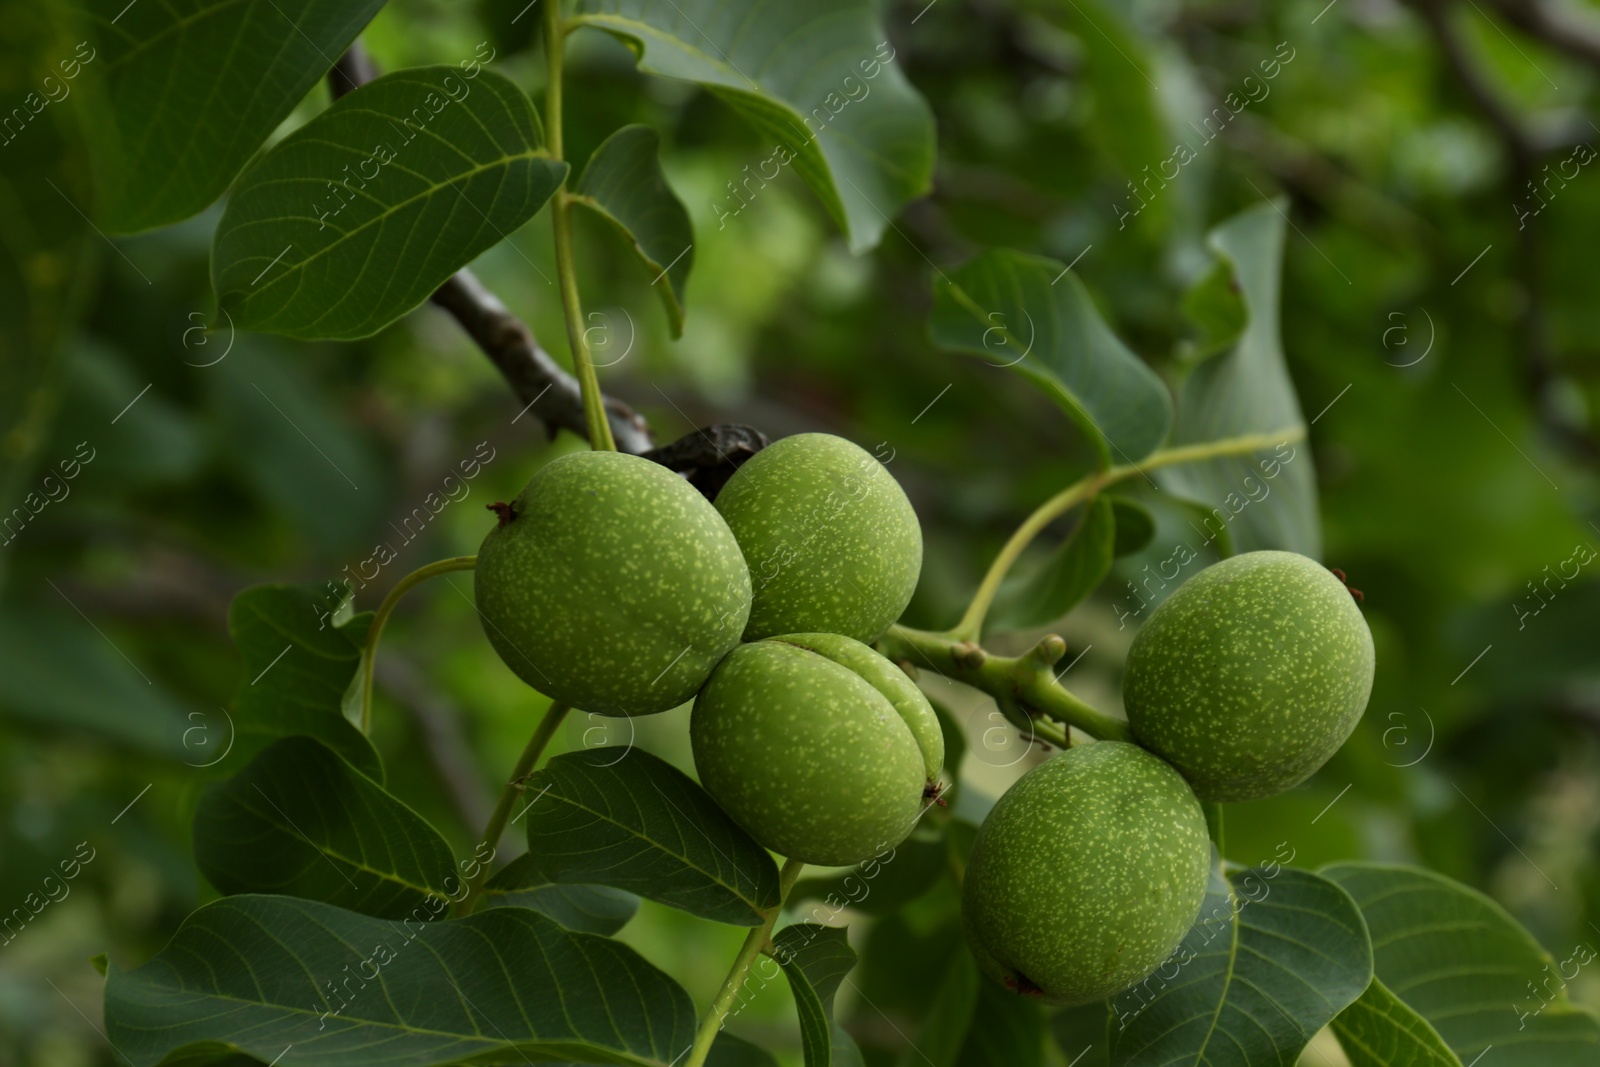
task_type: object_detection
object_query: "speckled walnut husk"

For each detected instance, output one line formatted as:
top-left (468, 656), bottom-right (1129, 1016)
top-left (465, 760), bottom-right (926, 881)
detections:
top-left (474, 450), bottom-right (751, 716)
top-left (961, 741), bottom-right (1210, 1005)
top-left (1122, 550), bottom-right (1376, 802)
top-left (691, 633), bottom-right (942, 866)
top-left (713, 433), bottom-right (922, 644)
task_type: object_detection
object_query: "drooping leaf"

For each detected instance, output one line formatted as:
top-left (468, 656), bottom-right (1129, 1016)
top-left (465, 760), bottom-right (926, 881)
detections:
top-left (1332, 978), bottom-right (1462, 1067)
top-left (772, 923), bottom-right (863, 1067)
top-left (1325, 863), bottom-right (1600, 1067)
top-left (569, 0), bottom-right (934, 253)
top-left (77, 0), bottom-right (385, 233)
top-left (212, 67), bottom-right (566, 340)
top-left (574, 124), bottom-right (694, 337)
top-left (988, 495), bottom-right (1116, 634)
top-left (1107, 863), bottom-right (1372, 1066)
top-left (227, 583), bottom-right (380, 781)
top-left (931, 252), bottom-right (1173, 466)
top-left (1051, 1002), bottom-right (1110, 1067)
top-left (1109, 497), bottom-right (1156, 557)
top-left (193, 737), bottom-right (456, 919)
top-left (480, 852), bottom-right (641, 935)
top-left (102, 895), bottom-right (696, 1067)
top-left (524, 749), bottom-right (781, 925)
top-left (790, 826), bottom-right (948, 919)
top-left (1158, 202), bottom-right (1320, 556)
top-left (708, 1034), bottom-right (781, 1067)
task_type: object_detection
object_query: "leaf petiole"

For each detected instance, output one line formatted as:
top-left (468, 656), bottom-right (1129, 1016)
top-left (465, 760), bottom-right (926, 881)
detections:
top-left (359, 555), bottom-right (478, 734)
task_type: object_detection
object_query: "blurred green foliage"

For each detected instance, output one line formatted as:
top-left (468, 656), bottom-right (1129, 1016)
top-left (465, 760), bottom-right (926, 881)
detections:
top-left (3, 0), bottom-right (1600, 1064)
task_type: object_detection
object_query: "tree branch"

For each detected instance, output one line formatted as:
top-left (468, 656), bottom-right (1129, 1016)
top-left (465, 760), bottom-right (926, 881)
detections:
top-left (328, 42), bottom-right (654, 454)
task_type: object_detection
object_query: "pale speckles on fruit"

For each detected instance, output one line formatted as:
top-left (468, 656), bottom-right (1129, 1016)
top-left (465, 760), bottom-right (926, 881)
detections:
top-left (691, 636), bottom-right (937, 867)
top-left (1122, 550), bottom-right (1376, 803)
top-left (713, 433), bottom-right (922, 644)
top-left (961, 741), bottom-right (1211, 1006)
top-left (474, 450), bottom-right (751, 716)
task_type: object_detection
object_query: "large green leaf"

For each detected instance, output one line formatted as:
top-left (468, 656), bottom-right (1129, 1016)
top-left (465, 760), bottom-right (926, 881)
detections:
top-left (897, 947), bottom-right (981, 1067)
top-left (790, 825), bottom-right (948, 919)
top-left (77, 0), bottom-right (384, 233)
top-left (212, 67), bottom-right (566, 340)
top-left (772, 923), bottom-right (863, 1067)
top-left (227, 583), bottom-right (381, 780)
top-left (574, 124), bottom-right (693, 337)
top-left (1332, 978), bottom-right (1461, 1067)
top-left (1325, 863), bottom-right (1600, 1067)
top-left (524, 749), bottom-right (781, 925)
top-left (1107, 864), bottom-right (1372, 1066)
top-left (1157, 202), bottom-right (1320, 556)
top-left (569, 0), bottom-right (934, 253)
top-left (102, 895), bottom-right (695, 1067)
top-left (957, 977), bottom-right (1045, 1067)
top-left (988, 495), bottom-right (1116, 634)
top-left (480, 852), bottom-right (641, 935)
top-left (931, 251), bottom-right (1173, 466)
top-left (193, 737), bottom-right (456, 919)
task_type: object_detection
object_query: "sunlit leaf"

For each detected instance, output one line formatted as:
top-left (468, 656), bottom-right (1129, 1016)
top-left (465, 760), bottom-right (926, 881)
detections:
top-left (212, 67), bottom-right (565, 340)
top-left (1332, 977), bottom-right (1462, 1067)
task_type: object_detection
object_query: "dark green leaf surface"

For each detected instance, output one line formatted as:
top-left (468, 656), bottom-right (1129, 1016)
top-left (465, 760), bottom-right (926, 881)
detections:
top-left (708, 1034), bottom-right (781, 1067)
top-left (931, 251), bottom-right (1172, 466)
top-left (524, 749), bottom-right (781, 925)
top-left (78, 0), bottom-right (384, 233)
top-left (574, 124), bottom-right (694, 337)
top-left (193, 737), bottom-right (456, 919)
top-left (102, 894), bottom-right (696, 1067)
top-left (1325, 863), bottom-right (1600, 1067)
top-left (212, 67), bottom-right (565, 339)
top-left (790, 826), bottom-right (948, 919)
top-left (227, 584), bottom-right (380, 780)
top-left (773, 923), bottom-right (862, 1067)
top-left (480, 852), bottom-right (641, 935)
top-left (570, 0), bottom-right (934, 253)
top-left (1332, 978), bottom-right (1462, 1067)
top-left (897, 947), bottom-right (980, 1067)
top-left (989, 495), bottom-right (1116, 633)
top-left (1158, 202), bottom-right (1320, 556)
top-left (1107, 864), bottom-right (1372, 1066)
top-left (957, 977), bottom-right (1045, 1067)
top-left (1109, 497), bottom-right (1156, 557)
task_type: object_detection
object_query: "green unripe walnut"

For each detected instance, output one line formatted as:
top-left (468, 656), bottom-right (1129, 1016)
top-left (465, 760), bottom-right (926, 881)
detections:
top-left (474, 450), bottom-right (751, 716)
top-left (1123, 550), bottom-right (1375, 802)
top-left (962, 741), bottom-right (1210, 1005)
top-left (691, 632), bottom-right (942, 866)
top-left (714, 433), bottom-right (921, 644)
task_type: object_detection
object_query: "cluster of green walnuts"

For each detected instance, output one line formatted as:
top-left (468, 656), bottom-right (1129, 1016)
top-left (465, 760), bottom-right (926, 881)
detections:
top-left (473, 435), bottom-right (1375, 1009)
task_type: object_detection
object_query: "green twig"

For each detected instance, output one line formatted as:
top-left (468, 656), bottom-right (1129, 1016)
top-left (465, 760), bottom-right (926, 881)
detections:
top-left (456, 702), bottom-right (571, 917)
top-left (948, 427), bottom-right (1305, 642)
top-left (360, 556), bottom-right (478, 734)
top-left (683, 857), bottom-right (806, 1067)
top-left (544, 0), bottom-right (616, 452)
top-left (883, 627), bottom-right (1133, 744)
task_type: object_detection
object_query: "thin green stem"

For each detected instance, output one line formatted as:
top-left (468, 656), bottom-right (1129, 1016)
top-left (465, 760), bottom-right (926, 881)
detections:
top-left (456, 702), bottom-right (571, 917)
top-left (948, 427), bottom-right (1305, 642)
top-left (683, 858), bottom-right (806, 1067)
top-left (1203, 801), bottom-right (1226, 858)
top-left (544, 0), bottom-right (615, 452)
top-left (360, 556), bottom-right (478, 734)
